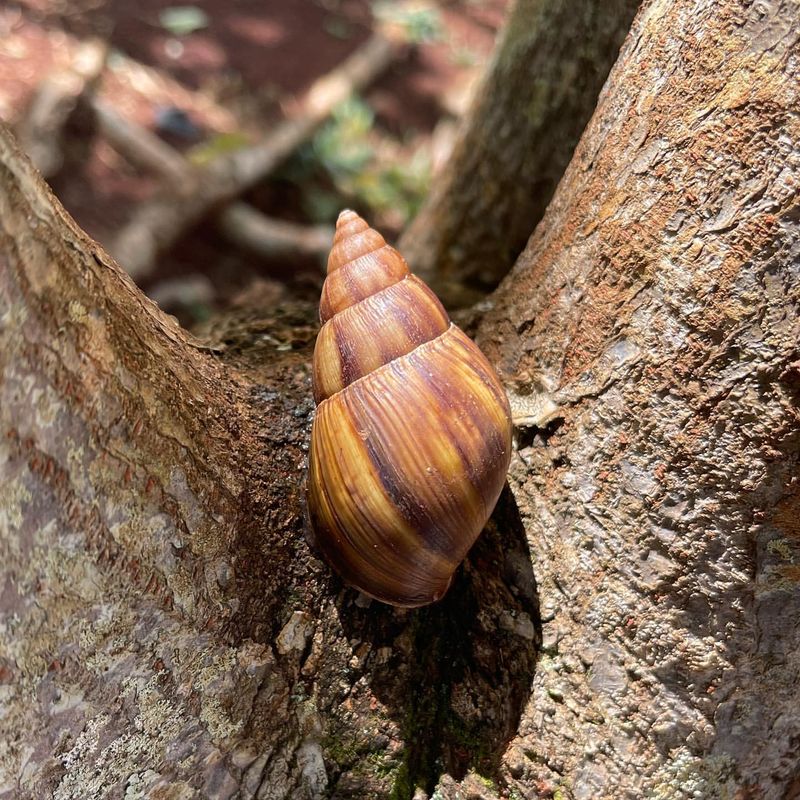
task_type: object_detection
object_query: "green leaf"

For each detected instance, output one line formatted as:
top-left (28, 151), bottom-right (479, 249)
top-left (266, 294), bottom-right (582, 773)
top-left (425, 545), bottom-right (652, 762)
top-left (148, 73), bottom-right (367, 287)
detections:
top-left (186, 132), bottom-right (250, 166)
top-left (372, 1), bottom-right (442, 44)
top-left (159, 6), bottom-right (210, 37)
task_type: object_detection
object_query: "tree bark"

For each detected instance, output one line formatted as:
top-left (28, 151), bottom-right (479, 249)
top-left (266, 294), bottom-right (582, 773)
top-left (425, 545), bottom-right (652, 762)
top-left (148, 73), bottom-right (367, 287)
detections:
top-left (1, 0), bottom-right (799, 799)
top-left (474, 0), bottom-right (800, 796)
top-left (0, 124), bottom-right (536, 799)
top-left (0, 123), bottom-right (310, 796)
top-left (399, 0), bottom-right (640, 306)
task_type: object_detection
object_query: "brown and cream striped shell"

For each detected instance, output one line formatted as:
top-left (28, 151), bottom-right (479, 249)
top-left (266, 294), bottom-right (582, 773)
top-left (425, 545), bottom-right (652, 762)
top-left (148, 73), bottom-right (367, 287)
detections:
top-left (306, 210), bottom-right (512, 607)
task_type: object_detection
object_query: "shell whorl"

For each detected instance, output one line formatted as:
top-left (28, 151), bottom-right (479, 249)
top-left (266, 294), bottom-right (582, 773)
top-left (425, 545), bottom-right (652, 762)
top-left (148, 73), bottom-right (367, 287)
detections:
top-left (308, 211), bottom-right (513, 607)
top-left (313, 210), bottom-right (451, 404)
top-left (320, 210), bottom-right (411, 320)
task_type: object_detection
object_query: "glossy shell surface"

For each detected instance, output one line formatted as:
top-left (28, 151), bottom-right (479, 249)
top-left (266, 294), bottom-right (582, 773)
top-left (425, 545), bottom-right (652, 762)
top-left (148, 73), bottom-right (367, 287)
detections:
top-left (307, 211), bottom-right (512, 607)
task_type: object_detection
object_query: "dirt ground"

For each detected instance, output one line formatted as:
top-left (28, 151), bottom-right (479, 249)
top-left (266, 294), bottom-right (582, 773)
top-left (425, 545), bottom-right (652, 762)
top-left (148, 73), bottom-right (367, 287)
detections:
top-left (0, 0), bottom-right (507, 319)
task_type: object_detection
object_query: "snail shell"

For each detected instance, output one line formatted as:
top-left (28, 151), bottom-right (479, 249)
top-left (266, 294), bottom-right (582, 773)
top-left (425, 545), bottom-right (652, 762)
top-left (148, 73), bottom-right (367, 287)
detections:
top-left (307, 211), bottom-right (512, 607)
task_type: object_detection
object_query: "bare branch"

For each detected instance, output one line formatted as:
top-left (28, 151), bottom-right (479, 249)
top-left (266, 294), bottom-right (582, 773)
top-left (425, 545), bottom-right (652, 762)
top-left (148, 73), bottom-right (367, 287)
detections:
top-left (93, 98), bottom-right (187, 182)
top-left (216, 204), bottom-right (334, 260)
top-left (93, 100), bottom-right (334, 261)
top-left (17, 38), bottom-right (108, 177)
top-left (109, 33), bottom-right (398, 278)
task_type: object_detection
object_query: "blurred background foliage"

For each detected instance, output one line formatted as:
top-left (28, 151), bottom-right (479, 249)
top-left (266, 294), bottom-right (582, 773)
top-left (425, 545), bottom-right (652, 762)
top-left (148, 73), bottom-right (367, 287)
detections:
top-left (290, 96), bottom-right (432, 228)
top-left (0, 0), bottom-right (507, 323)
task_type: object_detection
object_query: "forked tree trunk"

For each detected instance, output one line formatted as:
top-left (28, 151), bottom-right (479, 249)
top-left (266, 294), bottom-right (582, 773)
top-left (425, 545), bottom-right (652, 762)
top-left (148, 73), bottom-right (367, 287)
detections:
top-left (1, 1), bottom-right (798, 799)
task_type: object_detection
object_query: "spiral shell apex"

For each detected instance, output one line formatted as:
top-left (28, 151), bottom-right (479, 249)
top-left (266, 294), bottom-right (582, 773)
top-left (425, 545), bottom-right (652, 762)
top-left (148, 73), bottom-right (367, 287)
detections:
top-left (307, 210), bottom-right (512, 607)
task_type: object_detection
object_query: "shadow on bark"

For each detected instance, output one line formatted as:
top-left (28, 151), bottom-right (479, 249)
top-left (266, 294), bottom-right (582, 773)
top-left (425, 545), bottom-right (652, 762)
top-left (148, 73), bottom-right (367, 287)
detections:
top-left (334, 485), bottom-right (539, 796)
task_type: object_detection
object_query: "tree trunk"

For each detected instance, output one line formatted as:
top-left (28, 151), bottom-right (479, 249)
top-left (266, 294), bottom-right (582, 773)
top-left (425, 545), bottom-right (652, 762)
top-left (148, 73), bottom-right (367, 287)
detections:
top-left (0, 124), bottom-right (316, 796)
top-left (399, 0), bottom-right (640, 306)
top-left (0, 125), bottom-right (537, 799)
top-left (1, 1), bottom-right (799, 800)
top-left (474, 0), bottom-right (800, 796)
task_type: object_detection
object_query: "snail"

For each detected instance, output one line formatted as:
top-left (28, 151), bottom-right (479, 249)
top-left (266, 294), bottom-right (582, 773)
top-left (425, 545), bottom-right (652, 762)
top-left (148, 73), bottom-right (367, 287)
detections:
top-left (306, 210), bottom-right (512, 607)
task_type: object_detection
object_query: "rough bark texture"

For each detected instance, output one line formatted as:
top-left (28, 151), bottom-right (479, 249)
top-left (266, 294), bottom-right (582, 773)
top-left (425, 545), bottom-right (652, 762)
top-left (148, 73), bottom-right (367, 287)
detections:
top-left (0, 125), bottom-right (537, 800)
top-left (0, 126), bottom-right (309, 796)
top-left (399, 0), bottom-right (640, 306)
top-left (475, 0), bottom-right (800, 796)
top-left (1, 0), bottom-right (798, 798)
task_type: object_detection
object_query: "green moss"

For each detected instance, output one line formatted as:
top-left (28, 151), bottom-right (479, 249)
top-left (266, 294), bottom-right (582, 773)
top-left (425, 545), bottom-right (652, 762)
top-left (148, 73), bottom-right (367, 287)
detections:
top-left (445, 713), bottom-right (493, 775)
top-left (388, 761), bottom-right (413, 800)
top-left (321, 731), bottom-right (360, 766)
top-left (474, 773), bottom-right (496, 789)
top-left (322, 726), bottom-right (404, 795)
top-left (363, 752), bottom-right (399, 780)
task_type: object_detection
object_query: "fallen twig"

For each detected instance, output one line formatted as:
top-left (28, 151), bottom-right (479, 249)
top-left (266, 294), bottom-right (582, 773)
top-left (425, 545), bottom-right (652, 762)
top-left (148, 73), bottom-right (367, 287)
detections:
top-left (216, 204), bottom-right (334, 260)
top-left (110, 33), bottom-right (399, 278)
top-left (18, 39), bottom-right (108, 177)
top-left (93, 99), bottom-right (187, 182)
top-left (93, 100), bottom-right (334, 262)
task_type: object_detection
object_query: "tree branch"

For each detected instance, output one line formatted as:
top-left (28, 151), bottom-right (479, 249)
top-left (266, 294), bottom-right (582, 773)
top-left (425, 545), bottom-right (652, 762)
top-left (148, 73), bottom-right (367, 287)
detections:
top-left (473, 0), bottom-right (800, 795)
top-left (400, 0), bottom-right (640, 303)
top-left (110, 33), bottom-right (398, 278)
top-left (17, 38), bottom-right (107, 178)
top-left (0, 122), bottom-right (256, 624)
top-left (93, 100), bottom-right (334, 262)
